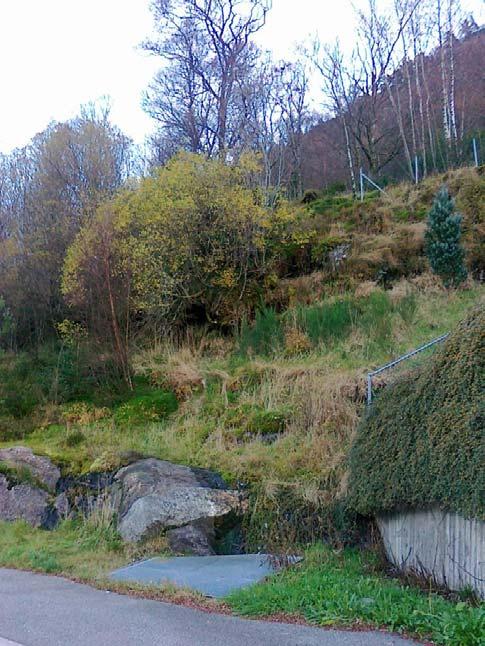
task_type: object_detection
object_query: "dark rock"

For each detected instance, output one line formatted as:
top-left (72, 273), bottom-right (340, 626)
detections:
top-left (57, 471), bottom-right (115, 494)
top-left (58, 471), bottom-right (114, 517)
top-left (0, 446), bottom-right (60, 491)
top-left (167, 521), bottom-right (215, 556)
top-left (54, 492), bottom-right (70, 519)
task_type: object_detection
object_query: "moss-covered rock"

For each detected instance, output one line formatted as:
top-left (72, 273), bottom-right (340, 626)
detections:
top-left (348, 304), bottom-right (484, 520)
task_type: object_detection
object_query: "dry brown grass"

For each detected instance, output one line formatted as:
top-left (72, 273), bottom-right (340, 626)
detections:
top-left (284, 326), bottom-right (312, 356)
top-left (354, 281), bottom-right (378, 298)
top-left (135, 345), bottom-right (205, 401)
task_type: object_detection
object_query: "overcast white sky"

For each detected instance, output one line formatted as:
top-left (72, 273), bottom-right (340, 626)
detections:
top-left (0, 0), bottom-right (483, 153)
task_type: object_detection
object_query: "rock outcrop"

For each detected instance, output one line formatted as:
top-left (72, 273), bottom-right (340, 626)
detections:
top-left (0, 475), bottom-right (52, 527)
top-left (166, 521), bottom-right (215, 556)
top-left (0, 446), bottom-right (60, 491)
top-left (0, 447), bottom-right (62, 528)
top-left (0, 448), bottom-right (246, 555)
top-left (112, 458), bottom-right (245, 552)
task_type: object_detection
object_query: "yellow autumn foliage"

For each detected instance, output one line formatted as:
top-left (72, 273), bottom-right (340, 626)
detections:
top-left (62, 153), bottom-right (292, 328)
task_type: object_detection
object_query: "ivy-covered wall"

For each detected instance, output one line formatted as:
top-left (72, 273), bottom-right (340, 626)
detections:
top-left (348, 304), bottom-right (484, 520)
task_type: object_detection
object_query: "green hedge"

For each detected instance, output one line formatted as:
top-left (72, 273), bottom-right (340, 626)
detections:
top-left (348, 304), bottom-right (484, 520)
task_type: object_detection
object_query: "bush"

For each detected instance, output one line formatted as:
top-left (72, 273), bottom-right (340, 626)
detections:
top-left (283, 326), bottom-right (312, 355)
top-left (301, 189), bottom-right (319, 204)
top-left (113, 390), bottom-right (178, 426)
top-left (63, 153), bottom-right (291, 330)
top-left (322, 181), bottom-right (347, 196)
top-left (348, 305), bottom-right (484, 519)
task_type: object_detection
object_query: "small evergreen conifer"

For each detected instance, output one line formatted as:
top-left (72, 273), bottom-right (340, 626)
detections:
top-left (425, 186), bottom-right (467, 287)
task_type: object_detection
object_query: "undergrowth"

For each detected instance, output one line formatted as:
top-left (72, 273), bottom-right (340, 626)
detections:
top-left (349, 304), bottom-right (484, 519)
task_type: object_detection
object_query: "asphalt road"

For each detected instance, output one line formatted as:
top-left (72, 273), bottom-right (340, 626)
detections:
top-left (0, 568), bottom-right (418, 646)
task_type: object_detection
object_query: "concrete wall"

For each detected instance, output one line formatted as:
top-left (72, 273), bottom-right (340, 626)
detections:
top-left (377, 508), bottom-right (485, 599)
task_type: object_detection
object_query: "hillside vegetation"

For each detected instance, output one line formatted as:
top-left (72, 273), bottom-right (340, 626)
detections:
top-left (1, 163), bottom-right (483, 645)
top-left (268, 166), bottom-right (484, 311)
top-left (1, 282), bottom-right (482, 548)
top-left (1, 165), bottom-right (483, 549)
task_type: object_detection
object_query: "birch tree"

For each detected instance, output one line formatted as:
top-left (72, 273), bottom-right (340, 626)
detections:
top-left (310, 41), bottom-right (358, 193)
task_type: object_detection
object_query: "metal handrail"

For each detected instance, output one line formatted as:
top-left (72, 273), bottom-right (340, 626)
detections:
top-left (366, 333), bottom-right (449, 405)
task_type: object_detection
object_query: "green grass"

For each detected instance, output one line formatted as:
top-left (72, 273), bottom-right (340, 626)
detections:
top-left (113, 390), bottom-right (178, 426)
top-left (239, 307), bottom-right (283, 356)
top-left (0, 519), bottom-right (216, 608)
top-left (228, 545), bottom-right (485, 646)
top-left (0, 519), bottom-right (126, 580)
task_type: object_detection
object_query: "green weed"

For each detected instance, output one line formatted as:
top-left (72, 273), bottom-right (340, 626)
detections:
top-left (239, 308), bottom-right (283, 356)
top-left (113, 391), bottom-right (178, 426)
top-left (228, 545), bottom-right (485, 646)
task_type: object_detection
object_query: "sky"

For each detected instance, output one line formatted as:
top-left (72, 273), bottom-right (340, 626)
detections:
top-left (0, 0), bottom-right (483, 153)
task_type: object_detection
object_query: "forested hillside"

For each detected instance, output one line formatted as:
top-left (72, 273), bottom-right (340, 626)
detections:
top-left (303, 26), bottom-right (485, 188)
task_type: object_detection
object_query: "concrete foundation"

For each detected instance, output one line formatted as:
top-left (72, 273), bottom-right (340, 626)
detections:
top-left (378, 507), bottom-right (485, 599)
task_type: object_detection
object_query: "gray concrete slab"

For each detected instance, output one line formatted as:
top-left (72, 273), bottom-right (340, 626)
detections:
top-left (0, 568), bottom-right (420, 646)
top-left (110, 554), bottom-right (277, 597)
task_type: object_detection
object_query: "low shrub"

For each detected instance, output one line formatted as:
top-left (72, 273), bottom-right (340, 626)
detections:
top-left (301, 189), bottom-right (319, 204)
top-left (283, 326), bottom-right (312, 355)
top-left (113, 391), bottom-right (178, 426)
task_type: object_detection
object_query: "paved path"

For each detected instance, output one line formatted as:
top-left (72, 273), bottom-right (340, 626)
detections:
top-left (0, 569), bottom-right (418, 646)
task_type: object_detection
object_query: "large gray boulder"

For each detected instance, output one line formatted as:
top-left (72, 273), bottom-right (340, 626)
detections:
top-left (0, 446), bottom-right (60, 491)
top-left (113, 459), bottom-right (245, 551)
top-left (0, 475), bottom-right (52, 527)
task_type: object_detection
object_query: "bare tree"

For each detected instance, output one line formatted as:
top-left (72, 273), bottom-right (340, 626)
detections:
top-left (276, 61), bottom-right (312, 198)
top-left (143, 0), bottom-right (271, 158)
top-left (310, 40), bottom-right (358, 193)
top-left (239, 58), bottom-right (285, 193)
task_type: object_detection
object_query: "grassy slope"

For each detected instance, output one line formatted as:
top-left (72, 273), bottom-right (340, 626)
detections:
top-left (269, 166), bottom-right (484, 309)
top-left (1, 282), bottom-right (482, 548)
